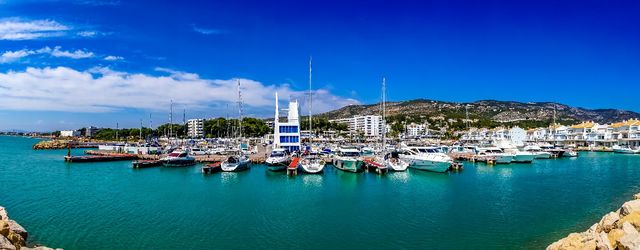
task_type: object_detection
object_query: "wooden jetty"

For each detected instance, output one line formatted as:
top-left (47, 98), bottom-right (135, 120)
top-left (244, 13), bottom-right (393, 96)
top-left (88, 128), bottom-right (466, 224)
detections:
top-left (363, 159), bottom-right (388, 174)
top-left (202, 161), bottom-right (222, 174)
top-left (287, 157), bottom-right (299, 176)
top-left (132, 159), bottom-right (162, 168)
top-left (64, 154), bottom-right (138, 163)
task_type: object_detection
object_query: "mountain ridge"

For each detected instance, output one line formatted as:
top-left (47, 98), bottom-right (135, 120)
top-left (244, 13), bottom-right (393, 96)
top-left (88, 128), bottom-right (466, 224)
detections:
top-left (317, 99), bottom-right (640, 125)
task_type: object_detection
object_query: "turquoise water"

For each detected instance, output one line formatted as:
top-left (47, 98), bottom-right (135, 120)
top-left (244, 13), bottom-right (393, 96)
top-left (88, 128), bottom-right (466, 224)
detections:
top-left (1, 136), bottom-right (640, 249)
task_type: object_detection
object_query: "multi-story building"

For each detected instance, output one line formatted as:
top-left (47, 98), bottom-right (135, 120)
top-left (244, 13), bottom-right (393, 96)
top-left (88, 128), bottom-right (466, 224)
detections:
top-left (330, 115), bottom-right (384, 137)
top-left (85, 126), bottom-right (99, 137)
top-left (187, 119), bottom-right (204, 138)
top-left (611, 119), bottom-right (640, 148)
top-left (405, 123), bottom-right (427, 137)
top-left (60, 130), bottom-right (80, 137)
top-left (273, 93), bottom-right (301, 152)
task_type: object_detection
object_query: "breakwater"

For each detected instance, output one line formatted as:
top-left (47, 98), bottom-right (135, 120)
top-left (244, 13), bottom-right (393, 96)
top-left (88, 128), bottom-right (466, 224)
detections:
top-left (0, 206), bottom-right (60, 250)
top-left (547, 193), bottom-right (640, 250)
top-left (32, 140), bottom-right (98, 150)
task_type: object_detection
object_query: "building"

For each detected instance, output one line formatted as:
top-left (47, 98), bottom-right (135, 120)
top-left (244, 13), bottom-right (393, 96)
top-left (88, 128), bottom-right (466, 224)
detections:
top-left (187, 119), bottom-right (204, 138)
top-left (508, 126), bottom-right (526, 146)
top-left (273, 93), bottom-right (301, 152)
top-left (85, 126), bottom-right (99, 137)
top-left (330, 115), bottom-right (384, 137)
top-left (60, 130), bottom-right (80, 137)
top-left (405, 123), bottom-right (427, 137)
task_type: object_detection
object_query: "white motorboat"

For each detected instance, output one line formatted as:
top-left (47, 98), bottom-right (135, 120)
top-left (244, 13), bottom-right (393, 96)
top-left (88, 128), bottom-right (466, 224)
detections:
top-left (333, 146), bottom-right (363, 173)
top-left (523, 145), bottom-right (552, 159)
top-left (476, 147), bottom-right (514, 164)
top-left (265, 148), bottom-right (291, 172)
top-left (399, 146), bottom-right (453, 173)
top-left (221, 153), bottom-right (251, 172)
top-left (613, 145), bottom-right (640, 154)
top-left (161, 150), bottom-right (196, 167)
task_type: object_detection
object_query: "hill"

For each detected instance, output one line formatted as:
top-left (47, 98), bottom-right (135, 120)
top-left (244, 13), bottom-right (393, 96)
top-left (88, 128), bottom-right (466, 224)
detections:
top-left (318, 99), bottom-right (640, 126)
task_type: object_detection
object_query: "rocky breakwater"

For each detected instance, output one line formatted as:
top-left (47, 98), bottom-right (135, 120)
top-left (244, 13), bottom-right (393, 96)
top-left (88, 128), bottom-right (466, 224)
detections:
top-left (31, 140), bottom-right (71, 150)
top-left (0, 206), bottom-right (60, 250)
top-left (548, 193), bottom-right (640, 250)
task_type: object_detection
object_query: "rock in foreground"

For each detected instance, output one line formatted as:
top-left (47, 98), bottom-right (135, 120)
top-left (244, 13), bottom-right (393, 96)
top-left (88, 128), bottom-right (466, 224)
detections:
top-left (548, 192), bottom-right (640, 250)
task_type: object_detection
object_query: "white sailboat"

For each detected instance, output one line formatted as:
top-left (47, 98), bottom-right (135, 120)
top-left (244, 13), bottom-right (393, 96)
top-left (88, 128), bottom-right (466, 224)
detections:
top-left (379, 77), bottom-right (408, 171)
top-left (222, 79), bottom-right (251, 172)
top-left (300, 57), bottom-right (326, 174)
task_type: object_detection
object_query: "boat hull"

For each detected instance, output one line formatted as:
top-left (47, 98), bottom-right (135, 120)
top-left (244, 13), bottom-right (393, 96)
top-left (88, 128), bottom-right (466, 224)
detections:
top-left (300, 163), bottom-right (324, 174)
top-left (221, 161), bottom-right (250, 172)
top-left (385, 159), bottom-right (409, 171)
top-left (162, 159), bottom-right (196, 167)
top-left (512, 154), bottom-right (535, 163)
top-left (333, 158), bottom-right (363, 173)
top-left (408, 159), bottom-right (451, 173)
top-left (494, 155), bottom-right (513, 164)
top-left (533, 152), bottom-right (552, 159)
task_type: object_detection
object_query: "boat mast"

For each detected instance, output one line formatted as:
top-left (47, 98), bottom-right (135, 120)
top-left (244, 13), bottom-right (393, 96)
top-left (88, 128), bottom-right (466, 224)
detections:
top-left (169, 100), bottom-right (173, 140)
top-left (308, 56), bottom-right (313, 139)
top-left (382, 77), bottom-right (386, 153)
top-left (140, 118), bottom-right (143, 141)
top-left (237, 79), bottom-right (243, 140)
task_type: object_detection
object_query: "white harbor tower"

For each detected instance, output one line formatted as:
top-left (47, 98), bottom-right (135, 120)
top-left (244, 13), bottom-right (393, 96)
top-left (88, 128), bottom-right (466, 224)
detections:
top-left (273, 92), bottom-right (301, 152)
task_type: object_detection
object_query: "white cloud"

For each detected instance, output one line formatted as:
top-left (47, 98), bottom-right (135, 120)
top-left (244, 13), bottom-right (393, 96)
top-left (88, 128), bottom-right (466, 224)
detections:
top-left (104, 55), bottom-right (124, 61)
top-left (0, 66), bottom-right (360, 114)
top-left (0, 49), bottom-right (35, 63)
top-left (1, 46), bottom-right (94, 63)
top-left (77, 31), bottom-right (97, 37)
top-left (192, 25), bottom-right (223, 35)
top-left (41, 46), bottom-right (94, 59)
top-left (0, 19), bottom-right (69, 40)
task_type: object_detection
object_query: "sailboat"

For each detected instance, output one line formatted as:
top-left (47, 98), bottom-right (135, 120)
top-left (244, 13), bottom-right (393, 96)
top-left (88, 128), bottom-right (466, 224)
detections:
top-left (222, 79), bottom-right (251, 172)
top-left (299, 57), bottom-right (326, 174)
top-left (379, 77), bottom-right (409, 171)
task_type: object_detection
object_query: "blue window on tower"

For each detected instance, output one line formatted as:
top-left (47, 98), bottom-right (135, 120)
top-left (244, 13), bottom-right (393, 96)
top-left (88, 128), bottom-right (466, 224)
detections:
top-left (278, 126), bottom-right (299, 133)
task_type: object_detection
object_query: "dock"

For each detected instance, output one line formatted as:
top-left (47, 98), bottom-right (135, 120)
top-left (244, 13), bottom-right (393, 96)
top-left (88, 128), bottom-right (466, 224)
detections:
top-left (287, 157), bottom-right (299, 176)
top-left (64, 154), bottom-right (138, 163)
top-left (132, 159), bottom-right (163, 168)
top-left (363, 159), bottom-right (388, 174)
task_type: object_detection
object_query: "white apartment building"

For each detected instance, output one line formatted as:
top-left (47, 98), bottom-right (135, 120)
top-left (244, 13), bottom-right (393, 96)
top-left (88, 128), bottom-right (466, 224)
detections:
top-left (330, 115), bottom-right (384, 137)
top-left (60, 130), bottom-right (80, 137)
top-left (405, 123), bottom-right (427, 137)
top-left (187, 119), bottom-right (204, 138)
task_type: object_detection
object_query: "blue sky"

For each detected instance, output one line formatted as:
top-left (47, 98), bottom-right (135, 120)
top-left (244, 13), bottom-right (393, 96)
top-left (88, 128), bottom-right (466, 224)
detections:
top-left (1, 0), bottom-right (639, 131)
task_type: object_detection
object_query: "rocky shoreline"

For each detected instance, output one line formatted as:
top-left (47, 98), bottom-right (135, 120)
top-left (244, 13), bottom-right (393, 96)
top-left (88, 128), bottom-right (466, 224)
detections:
top-left (1, 206), bottom-right (60, 250)
top-left (548, 193), bottom-right (640, 250)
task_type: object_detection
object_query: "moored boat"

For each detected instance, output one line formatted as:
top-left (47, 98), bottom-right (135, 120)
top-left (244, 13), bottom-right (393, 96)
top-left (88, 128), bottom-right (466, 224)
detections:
top-left (524, 145), bottom-right (552, 159)
top-left (299, 152), bottom-right (325, 174)
top-left (333, 147), bottom-right (363, 173)
top-left (399, 146), bottom-right (453, 172)
top-left (161, 150), bottom-right (196, 167)
top-left (476, 147), bottom-right (513, 164)
top-left (385, 151), bottom-right (409, 171)
top-left (221, 154), bottom-right (251, 172)
top-left (265, 148), bottom-right (291, 172)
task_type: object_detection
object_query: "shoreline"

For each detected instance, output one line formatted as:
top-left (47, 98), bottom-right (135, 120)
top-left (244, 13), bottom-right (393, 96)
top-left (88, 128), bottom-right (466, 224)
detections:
top-left (1, 206), bottom-right (60, 250)
top-left (547, 192), bottom-right (640, 249)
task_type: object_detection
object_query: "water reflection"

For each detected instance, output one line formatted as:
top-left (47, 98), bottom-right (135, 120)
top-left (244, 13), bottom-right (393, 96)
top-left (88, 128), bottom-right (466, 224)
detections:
top-left (301, 174), bottom-right (323, 188)
top-left (220, 172), bottom-right (240, 184)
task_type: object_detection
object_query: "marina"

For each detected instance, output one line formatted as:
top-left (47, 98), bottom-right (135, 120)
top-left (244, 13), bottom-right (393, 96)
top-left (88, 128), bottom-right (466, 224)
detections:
top-left (2, 135), bottom-right (640, 249)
